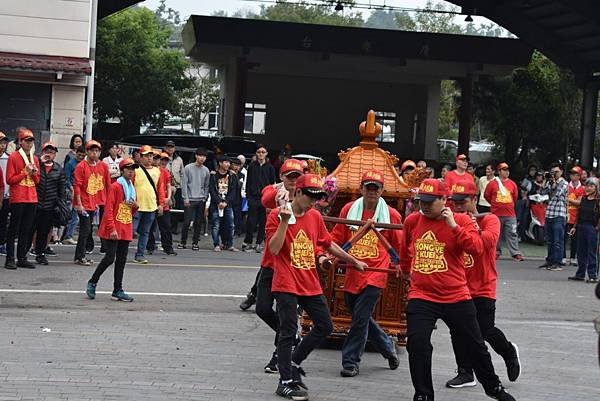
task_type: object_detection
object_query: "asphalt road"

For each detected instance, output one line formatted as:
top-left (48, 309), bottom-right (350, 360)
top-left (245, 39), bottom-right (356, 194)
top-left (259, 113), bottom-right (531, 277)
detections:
top-left (0, 242), bottom-right (598, 401)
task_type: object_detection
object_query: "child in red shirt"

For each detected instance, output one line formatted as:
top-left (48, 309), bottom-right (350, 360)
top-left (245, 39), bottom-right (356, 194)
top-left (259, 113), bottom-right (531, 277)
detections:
top-left (86, 158), bottom-right (139, 302)
top-left (399, 178), bottom-right (516, 401)
top-left (446, 180), bottom-right (521, 389)
top-left (266, 174), bottom-right (367, 401)
top-left (329, 169), bottom-right (402, 377)
top-left (5, 128), bottom-right (40, 269)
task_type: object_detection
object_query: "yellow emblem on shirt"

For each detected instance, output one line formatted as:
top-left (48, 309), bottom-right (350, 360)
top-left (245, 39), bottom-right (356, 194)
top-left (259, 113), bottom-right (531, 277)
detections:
top-left (115, 202), bottom-right (132, 224)
top-left (290, 229), bottom-right (315, 270)
top-left (19, 168), bottom-right (35, 187)
top-left (463, 253), bottom-right (474, 269)
top-left (349, 230), bottom-right (379, 260)
top-left (413, 230), bottom-right (448, 274)
top-left (86, 173), bottom-right (104, 195)
top-left (495, 191), bottom-right (512, 204)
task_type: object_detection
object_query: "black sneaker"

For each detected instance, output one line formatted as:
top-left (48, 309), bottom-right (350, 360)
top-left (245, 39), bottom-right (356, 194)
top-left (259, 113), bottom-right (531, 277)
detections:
top-left (568, 276), bottom-right (585, 281)
top-left (4, 259), bottom-right (16, 270)
top-left (17, 259), bottom-right (35, 269)
top-left (192, 244), bottom-right (200, 251)
top-left (164, 249), bottom-right (177, 256)
top-left (276, 380), bottom-right (308, 401)
top-left (264, 351), bottom-right (278, 373)
top-left (387, 352), bottom-right (400, 370)
top-left (445, 368), bottom-right (476, 388)
top-left (35, 255), bottom-right (49, 265)
top-left (44, 247), bottom-right (57, 257)
top-left (239, 293), bottom-right (256, 311)
top-left (505, 342), bottom-right (521, 382)
top-left (587, 278), bottom-right (599, 283)
top-left (546, 264), bottom-right (563, 271)
top-left (487, 384), bottom-right (516, 401)
top-left (291, 365), bottom-right (308, 390)
top-left (538, 261), bottom-right (552, 269)
top-left (340, 366), bottom-right (359, 377)
top-left (413, 396), bottom-right (432, 401)
top-left (177, 243), bottom-right (186, 249)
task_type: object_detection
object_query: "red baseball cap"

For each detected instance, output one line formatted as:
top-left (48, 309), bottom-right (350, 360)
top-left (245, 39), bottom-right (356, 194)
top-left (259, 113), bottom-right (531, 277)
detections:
top-left (160, 152), bottom-right (170, 160)
top-left (361, 169), bottom-right (384, 188)
top-left (570, 166), bottom-right (583, 176)
top-left (280, 159), bottom-right (304, 176)
top-left (41, 141), bottom-right (58, 152)
top-left (295, 174), bottom-right (325, 196)
top-left (416, 178), bottom-right (450, 202)
top-left (450, 179), bottom-right (477, 201)
top-left (85, 140), bottom-right (102, 150)
top-left (456, 154), bottom-right (469, 161)
top-left (119, 158), bottom-right (139, 170)
top-left (140, 145), bottom-right (153, 155)
top-left (18, 129), bottom-right (35, 141)
top-left (497, 162), bottom-right (509, 171)
top-left (400, 160), bottom-right (416, 172)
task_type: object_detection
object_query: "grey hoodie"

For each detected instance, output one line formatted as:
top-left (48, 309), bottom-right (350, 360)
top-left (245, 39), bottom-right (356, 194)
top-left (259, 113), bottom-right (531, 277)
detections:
top-left (182, 162), bottom-right (210, 202)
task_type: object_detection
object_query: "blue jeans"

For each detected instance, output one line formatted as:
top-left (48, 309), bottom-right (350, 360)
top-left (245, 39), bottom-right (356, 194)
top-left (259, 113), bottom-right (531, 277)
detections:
top-left (136, 211), bottom-right (156, 259)
top-left (575, 223), bottom-right (599, 279)
top-left (545, 216), bottom-right (565, 264)
top-left (63, 208), bottom-right (79, 239)
top-left (342, 286), bottom-right (395, 369)
top-left (211, 207), bottom-right (234, 248)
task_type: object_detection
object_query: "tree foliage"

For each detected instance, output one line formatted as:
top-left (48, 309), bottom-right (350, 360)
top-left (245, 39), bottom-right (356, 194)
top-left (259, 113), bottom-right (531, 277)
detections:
top-left (178, 66), bottom-right (220, 134)
top-left (95, 7), bottom-right (190, 132)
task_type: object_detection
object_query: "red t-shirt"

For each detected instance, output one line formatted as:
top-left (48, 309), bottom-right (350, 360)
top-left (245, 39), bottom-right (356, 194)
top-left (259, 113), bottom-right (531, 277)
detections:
top-left (484, 178), bottom-right (518, 217)
top-left (73, 160), bottom-right (110, 210)
top-left (444, 170), bottom-right (473, 192)
top-left (159, 167), bottom-right (171, 211)
top-left (98, 181), bottom-right (136, 241)
top-left (6, 151), bottom-right (39, 203)
top-left (259, 184), bottom-right (280, 269)
top-left (399, 212), bottom-right (483, 303)
top-left (330, 202), bottom-right (403, 294)
top-left (266, 208), bottom-right (332, 296)
top-left (567, 182), bottom-right (585, 224)
top-left (463, 214), bottom-right (500, 299)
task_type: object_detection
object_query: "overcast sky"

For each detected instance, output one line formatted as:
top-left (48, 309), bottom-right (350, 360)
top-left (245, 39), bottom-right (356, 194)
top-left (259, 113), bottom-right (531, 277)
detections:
top-left (142, 0), bottom-right (491, 25)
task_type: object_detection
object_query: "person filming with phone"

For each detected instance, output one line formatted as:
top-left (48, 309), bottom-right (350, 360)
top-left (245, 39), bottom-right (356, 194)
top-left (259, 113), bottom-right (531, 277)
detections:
top-left (539, 164), bottom-right (568, 271)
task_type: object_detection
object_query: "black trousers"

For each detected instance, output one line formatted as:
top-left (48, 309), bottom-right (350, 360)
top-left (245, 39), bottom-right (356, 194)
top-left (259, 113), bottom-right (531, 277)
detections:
top-left (0, 198), bottom-right (9, 245)
top-left (255, 267), bottom-right (279, 346)
top-left (34, 209), bottom-right (55, 255)
top-left (148, 211), bottom-right (174, 252)
top-left (6, 203), bottom-right (36, 261)
top-left (275, 292), bottom-right (333, 381)
top-left (75, 211), bottom-right (94, 260)
top-left (244, 199), bottom-right (266, 245)
top-left (181, 200), bottom-right (206, 245)
top-left (406, 299), bottom-right (500, 400)
top-left (564, 223), bottom-right (578, 259)
top-left (86, 206), bottom-right (104, 252)
top-left (450, 297), bottom-right (514, 375)
top-left (89, 239), bottom-right (130, 292)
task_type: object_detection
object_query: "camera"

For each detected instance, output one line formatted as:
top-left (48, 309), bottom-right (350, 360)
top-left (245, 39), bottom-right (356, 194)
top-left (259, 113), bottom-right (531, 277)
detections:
top-left (544, 171), bottom-right (552, 180)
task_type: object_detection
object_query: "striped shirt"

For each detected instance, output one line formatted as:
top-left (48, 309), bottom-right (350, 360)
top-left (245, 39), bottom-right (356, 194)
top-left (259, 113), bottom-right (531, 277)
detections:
top-left (543, 177), bottom-right (568, 219)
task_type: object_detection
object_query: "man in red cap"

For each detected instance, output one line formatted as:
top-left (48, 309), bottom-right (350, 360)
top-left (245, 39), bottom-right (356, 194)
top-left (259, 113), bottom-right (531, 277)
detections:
top-left (330, 169), bottom-right (401, 377)
top-left (267, 173), bottom-right (367, 401)
top-left (239, 158), bottom-right (304, 374)
top-left (484, 163), bottom-right (523, 261)
top-left (444, 154), bottom-right (473, 193)
top-left (32, 142), bottom-right (66, 265)
top-left (73, 140), bottom-right (111, 266)
top-left (445, 180), bottom-right (521, 389)
top-left (86, 158), bottom-right (139, 302)
top-left (4, 128), bottom-right (38, 269)
top-left (399, 178), bottom-right (516, 401)
top-left (565, 166), bottom-right (585, 265)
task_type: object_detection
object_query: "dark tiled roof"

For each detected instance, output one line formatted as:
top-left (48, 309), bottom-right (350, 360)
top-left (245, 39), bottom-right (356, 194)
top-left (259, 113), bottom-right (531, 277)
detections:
top-left (0, 52), bottom-right (91, 75)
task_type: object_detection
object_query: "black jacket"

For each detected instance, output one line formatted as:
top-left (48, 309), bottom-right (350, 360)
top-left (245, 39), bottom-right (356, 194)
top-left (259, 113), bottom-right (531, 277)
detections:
top-left (209, 170), bottom-right (238, 210)
top-left (36, 161), bottom-right (66, 211)
top-left (245, 160), bottom-right (276, 200)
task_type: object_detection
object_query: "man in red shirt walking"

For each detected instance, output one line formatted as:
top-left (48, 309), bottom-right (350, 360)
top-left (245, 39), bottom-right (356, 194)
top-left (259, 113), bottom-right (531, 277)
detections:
top-left (443, 154), bottom-right (473, 191)
top-left (565, 166), bottom-right (585, 265)
top-left (446, 180), bottom-right (521, 388)
top-left (400, 178), bottom-right (516, 401)
top-left (266, 174), bottom-right (367, 401)
top-left (4, 128), bottom-right (37, 269)
top-left (484, 163), bottom-right (523, 261)
top-left (330, 170), bottom-right (401, 377)
top-left (86, 158), bottom-right (138, 302)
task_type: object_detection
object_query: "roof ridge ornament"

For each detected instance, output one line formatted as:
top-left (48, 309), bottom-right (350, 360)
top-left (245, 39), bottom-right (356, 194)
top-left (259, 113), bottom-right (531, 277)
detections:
top-left (358, 109), bottom-right (382, 150)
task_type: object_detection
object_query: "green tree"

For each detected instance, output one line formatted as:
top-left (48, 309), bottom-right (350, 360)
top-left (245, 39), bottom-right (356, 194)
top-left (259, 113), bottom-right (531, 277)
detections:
top-left (364, 9), bottom-right (397, 30)
top-left (178, 65), bottom-right (220, 134)
top-left (95, 7), bottom-right (190, 133)
top-left (255, 1), bottom-right (364, 26)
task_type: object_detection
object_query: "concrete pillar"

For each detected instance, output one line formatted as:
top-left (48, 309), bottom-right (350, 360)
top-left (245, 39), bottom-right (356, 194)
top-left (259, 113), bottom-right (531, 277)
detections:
top-left (232, 57), bottom-right (247, 137)
top-left (220, 58), bottom-right (247, 137)
top-left (457, 74), bottom-right (473, 157)
top-left (580, 82), bottom-right (599, 170)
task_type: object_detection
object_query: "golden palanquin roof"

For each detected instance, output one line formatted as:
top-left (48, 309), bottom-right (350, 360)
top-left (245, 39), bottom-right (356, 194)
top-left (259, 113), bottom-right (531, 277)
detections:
top-left (328, 110), bottom-right (409, 197)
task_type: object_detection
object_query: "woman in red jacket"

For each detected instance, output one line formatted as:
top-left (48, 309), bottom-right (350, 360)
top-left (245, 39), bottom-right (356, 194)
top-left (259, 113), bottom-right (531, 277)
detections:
top-left (86, 158), bottom-right (138, 302)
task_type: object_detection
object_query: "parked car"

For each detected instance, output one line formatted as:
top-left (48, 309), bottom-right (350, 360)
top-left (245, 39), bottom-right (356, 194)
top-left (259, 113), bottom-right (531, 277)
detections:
top-left (217, 136), bottom-right (257, 161)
